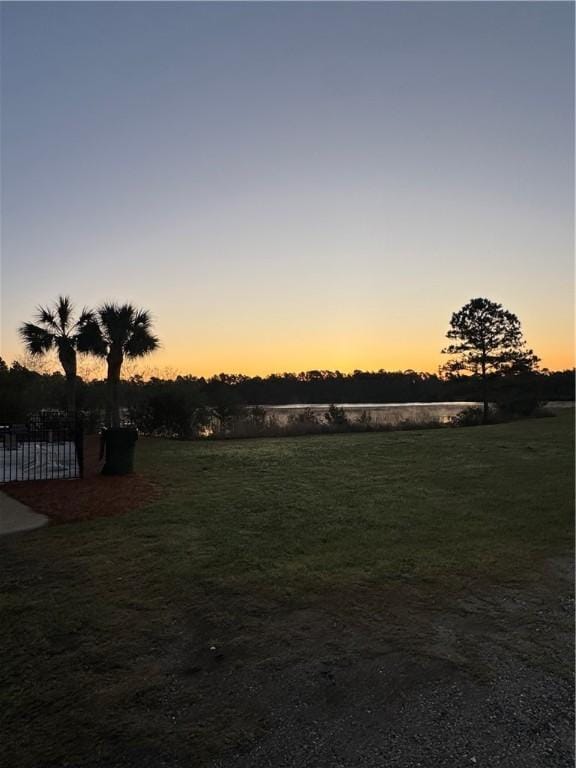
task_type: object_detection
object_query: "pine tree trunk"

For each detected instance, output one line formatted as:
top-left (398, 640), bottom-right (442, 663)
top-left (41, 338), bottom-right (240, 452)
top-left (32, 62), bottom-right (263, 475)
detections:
top-left (482, 388), bottom-right (489, 424)
top-left (481, 359), bottom-right (489, 424)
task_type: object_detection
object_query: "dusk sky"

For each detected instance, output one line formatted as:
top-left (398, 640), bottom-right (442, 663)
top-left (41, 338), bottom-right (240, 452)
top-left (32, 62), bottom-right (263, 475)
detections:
top-left (1, 1), bottom-right (574, 376)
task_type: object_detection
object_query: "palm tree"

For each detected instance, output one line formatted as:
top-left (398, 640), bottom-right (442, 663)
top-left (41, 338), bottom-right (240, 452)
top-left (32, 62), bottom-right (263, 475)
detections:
top-left (19, 296), bottom-right (88, 414)
top-left (77, 302), bottom-right (159, 427)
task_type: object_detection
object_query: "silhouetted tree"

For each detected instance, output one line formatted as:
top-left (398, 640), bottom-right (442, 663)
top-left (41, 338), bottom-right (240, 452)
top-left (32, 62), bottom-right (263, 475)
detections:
top-left (442, 298), bottom-right (539, 423)
top-left (77, 303), bottom-right (159, 427)
top-left (19, 296), bottom-right (88, 413)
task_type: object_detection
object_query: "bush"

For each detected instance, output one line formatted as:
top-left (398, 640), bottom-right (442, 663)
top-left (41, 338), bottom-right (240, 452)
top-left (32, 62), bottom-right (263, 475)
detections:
top-left (496, 395), bottom-right (545, 419)
top-left (128, 387), bottom-right (203, 439)
top-left (190, 405), bottom-right (214, 437)
top-left (249, 405), bottom-right (267, 425)
top-left (449, 407), bottom-right (484, 427)
top-left (356, 409), bottom-right (373, 429)
top-left (288, 407), bottom-right (319, 426)
top-left (211, 393), bottom-right (246, 434)
top-left (324, 404), bottom-right (349, 427)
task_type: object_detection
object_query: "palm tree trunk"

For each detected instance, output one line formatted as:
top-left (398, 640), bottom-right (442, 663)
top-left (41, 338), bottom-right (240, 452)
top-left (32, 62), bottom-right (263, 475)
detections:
top-left (109, 377), bottom-right (120, 428)
top-left (58, 346), bottom-right (77, 415)
top-left (107, 351), bottom-right (123, 428)
top-left (66, 375), bottom-right (76, 415)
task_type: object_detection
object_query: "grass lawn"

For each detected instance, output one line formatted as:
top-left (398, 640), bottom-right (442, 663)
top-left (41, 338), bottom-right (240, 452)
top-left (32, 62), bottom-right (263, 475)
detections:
top-left (1, 412), bottom-right (573, 767)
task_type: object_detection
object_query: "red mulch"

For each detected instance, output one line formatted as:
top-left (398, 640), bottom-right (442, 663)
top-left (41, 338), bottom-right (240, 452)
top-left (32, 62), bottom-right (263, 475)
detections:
top-left (2, 435), bottom-right (160, 523)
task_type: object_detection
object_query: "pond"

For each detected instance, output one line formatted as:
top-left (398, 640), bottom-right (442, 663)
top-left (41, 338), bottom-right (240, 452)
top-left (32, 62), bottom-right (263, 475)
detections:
top-left (259, 402), bottom-right (482, 426)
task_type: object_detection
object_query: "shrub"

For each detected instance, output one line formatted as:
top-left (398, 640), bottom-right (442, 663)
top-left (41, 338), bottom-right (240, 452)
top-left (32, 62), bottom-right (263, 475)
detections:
top-left (288, 407), bottom-right (319, 425)
top-left (190, 405), bottom-right (214, 437)
top-left (449, 406), bottom-right (484, 427)
top-left (248, 405), bottom-right (267, 425)
top-left (496, 395), bottom-right (545, 419)
top-left (212, 395), bottom-right (246, 434)
top-left (128, 387), bottom-right (204, 439)
top-left (324, 404), bottom-right (349, 427)
top-left (356, 409), bottom-right (373, 429)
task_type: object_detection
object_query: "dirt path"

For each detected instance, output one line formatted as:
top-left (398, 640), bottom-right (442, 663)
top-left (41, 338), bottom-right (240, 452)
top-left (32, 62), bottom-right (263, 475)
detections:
top-left (205, 557), bottom-right (574, 768)
top-left (87, 556), bottom-right (573, 768)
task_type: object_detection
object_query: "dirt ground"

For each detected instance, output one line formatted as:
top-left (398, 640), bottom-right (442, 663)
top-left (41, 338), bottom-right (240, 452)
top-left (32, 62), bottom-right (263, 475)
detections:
top-left (3, 435), bottom-right (159, 522)
top-left (82, 555), bottom-right (573, 768)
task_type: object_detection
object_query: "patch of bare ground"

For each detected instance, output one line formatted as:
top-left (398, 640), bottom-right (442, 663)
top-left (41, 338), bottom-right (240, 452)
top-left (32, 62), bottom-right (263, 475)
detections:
top-left (2, 474), bottom-right (159, 523)
top-left (2, 436), bottom-right (159, 522)
top-left (82, 556), bottom-right (573, 768)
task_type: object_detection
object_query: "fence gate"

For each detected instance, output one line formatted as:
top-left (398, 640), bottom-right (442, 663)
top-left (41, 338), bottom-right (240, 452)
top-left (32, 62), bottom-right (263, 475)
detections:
top-left (0, 414), bottom-right (83, 483)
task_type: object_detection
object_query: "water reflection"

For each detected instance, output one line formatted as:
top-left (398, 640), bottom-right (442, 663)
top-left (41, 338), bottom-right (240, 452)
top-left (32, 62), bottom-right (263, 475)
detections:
top-left (261, 402), bottom-right (481, 426)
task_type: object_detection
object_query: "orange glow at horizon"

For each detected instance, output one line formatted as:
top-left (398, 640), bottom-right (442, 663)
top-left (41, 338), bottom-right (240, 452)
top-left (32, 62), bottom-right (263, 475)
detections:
top-left (8, 339), bottom-right (574, 381)
top-left (5, 305), bottom-right (573, 380)
top-left (148, 349), bottom-right (575, 379)
top-left (131, 317), bottom-right (575, 378)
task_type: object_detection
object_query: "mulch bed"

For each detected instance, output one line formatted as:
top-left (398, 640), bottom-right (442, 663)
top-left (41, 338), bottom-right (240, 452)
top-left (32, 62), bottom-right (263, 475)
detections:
top-left (2, 435), bottom-right (160, 523)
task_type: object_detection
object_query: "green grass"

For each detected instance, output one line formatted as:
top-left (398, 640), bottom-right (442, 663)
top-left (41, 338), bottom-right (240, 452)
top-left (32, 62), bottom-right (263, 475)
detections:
top-left (1, 412), bottom-right (573, 766)
top-left (140, 410), bottom-right (574, 591)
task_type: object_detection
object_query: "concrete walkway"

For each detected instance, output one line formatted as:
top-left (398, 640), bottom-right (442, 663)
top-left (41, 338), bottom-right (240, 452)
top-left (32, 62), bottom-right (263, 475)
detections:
top-left (0, 491), bottom-right (48, 535)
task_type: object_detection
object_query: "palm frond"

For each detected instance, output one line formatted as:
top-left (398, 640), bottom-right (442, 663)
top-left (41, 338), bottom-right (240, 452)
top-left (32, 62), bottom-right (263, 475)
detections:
top-left (35, 306), bottom-right (59, 331)
top-left (75, 307), bottom-right (96, 328)
top-left (124, 325), bottom-right (160, 358)
top-left (76, 318), bottom-right (108, 358)
top-left (19, 323), bottom-right (55, 355)
top-left (56, 295), bottom-right (74, 333)
top-left (133, 309), bottom-right (152, 328)
top-left (98, 302), bottom-right (130, 345)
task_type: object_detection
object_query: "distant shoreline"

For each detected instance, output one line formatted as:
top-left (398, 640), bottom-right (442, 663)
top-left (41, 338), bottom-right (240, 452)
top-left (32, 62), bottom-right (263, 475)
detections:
top-left (254, 401), bottom-right (574, 410)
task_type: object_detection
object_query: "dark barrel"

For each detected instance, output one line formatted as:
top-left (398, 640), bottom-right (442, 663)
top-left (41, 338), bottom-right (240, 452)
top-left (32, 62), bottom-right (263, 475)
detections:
top-left (101, 427), bottom-right (138, 475)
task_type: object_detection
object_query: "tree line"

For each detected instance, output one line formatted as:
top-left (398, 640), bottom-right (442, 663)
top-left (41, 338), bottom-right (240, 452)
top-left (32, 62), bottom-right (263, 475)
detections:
top-left (3, 294), bottom-right (571, 434)
top-left (1, 357), bottom-right (573, 431)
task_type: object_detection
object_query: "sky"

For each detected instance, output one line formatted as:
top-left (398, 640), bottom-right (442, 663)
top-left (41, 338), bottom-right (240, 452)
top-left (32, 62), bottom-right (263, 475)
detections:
top-left (1, 1), bottom-right (574, 377)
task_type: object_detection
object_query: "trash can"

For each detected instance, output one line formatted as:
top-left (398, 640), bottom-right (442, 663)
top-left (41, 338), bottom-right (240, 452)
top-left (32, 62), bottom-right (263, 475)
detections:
top-left (101, 427), bottom-right (138, 475)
